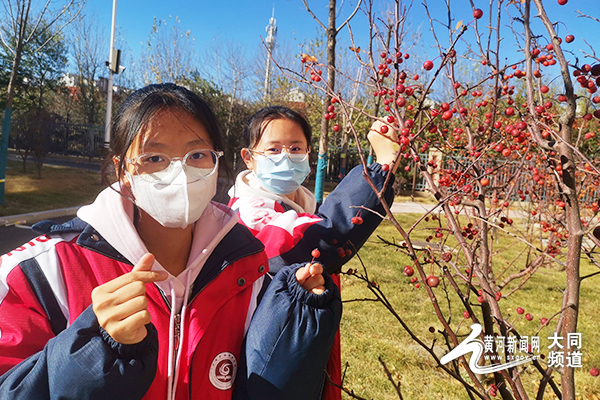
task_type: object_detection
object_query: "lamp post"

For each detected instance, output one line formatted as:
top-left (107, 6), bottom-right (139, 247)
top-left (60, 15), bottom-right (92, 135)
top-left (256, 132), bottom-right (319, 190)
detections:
top-left (104, 0), bottom-right (118, 148)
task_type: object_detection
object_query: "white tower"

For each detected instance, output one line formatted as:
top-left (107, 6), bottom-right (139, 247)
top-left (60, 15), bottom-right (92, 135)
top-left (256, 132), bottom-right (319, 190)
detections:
top-left (264, 8), bottom-right (277, 99)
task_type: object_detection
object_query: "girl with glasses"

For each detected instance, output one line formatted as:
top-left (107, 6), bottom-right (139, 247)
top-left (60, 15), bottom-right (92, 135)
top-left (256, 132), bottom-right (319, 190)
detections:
top-left (0, 84), bottom-right (341, 400)
top-left (228, 106), bottom-right (398, 400)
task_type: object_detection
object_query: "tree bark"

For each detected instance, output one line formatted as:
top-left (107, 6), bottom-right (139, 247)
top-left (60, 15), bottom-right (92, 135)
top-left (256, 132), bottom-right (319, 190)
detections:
top-left (314, 0), bottom-right (337, 204)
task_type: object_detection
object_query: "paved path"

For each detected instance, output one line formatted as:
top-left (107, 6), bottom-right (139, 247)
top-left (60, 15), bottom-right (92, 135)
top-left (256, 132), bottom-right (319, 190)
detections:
top-left (390, 202), bottom-right (437, 214)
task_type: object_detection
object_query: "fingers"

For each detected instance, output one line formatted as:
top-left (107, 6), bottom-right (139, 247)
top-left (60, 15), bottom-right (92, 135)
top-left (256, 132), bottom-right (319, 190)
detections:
top-left (105, 310), bottom-right (152, 345)
top-left (368, 121), bottom-right (400, 167)
top-left (91, 253), bottom-right (166, 344)
top-left (132, 253), bottom-right (155, 272)
top-left (99, 254), bottom-right (167, 292)
top-left (296, 263), bottom-right (326, 294)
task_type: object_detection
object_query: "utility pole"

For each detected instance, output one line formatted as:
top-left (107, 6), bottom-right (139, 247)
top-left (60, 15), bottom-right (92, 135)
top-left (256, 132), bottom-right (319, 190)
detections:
top-left (263, 8), bottom-right (277, 100)
top-left (104, 0), bottom-right (118, 148)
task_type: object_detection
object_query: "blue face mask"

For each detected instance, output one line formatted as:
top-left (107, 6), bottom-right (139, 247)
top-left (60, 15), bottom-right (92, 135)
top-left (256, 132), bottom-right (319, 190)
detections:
top-left (253, 154), bottom-right (311, 195)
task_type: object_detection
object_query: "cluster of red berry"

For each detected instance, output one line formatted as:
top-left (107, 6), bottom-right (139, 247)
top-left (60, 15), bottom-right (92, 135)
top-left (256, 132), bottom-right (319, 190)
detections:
top-left (376, 51), bottom-right (411, 79)
top-left (350, 209), bottom-right (364, 225)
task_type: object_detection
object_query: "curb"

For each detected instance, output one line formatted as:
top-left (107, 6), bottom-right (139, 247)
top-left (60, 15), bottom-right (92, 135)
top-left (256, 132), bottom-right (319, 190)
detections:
top-left (1, 206), bottom-right (80, 227)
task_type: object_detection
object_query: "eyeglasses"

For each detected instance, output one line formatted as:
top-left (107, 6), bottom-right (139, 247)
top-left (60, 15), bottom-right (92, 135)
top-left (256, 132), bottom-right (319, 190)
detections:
top-left (125, 149), bottom-right (223, 182)
top-left (249, 144), bottom-right (310, 163)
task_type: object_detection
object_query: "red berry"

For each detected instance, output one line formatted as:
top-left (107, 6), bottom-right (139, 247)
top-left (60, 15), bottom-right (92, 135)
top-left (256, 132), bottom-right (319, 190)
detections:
top-left (558, 0), bottom-right (568, 5)
top-left (332, 124), bottom-right (341, 132)
top-left (403, 265), bottom-right (414, 277)
top-left (477, 296), bottom-right (484, 303)
top-left (415, 283), bottom-right (420, 288)
top-left (480, 177), bottom-right (490, 187)
top-left (427, 276), bottom-right (440, 288)
top-left (423, 60), bottom-right (434, 71)
top-left (505, 107), bottom-right (515, 116)
top-left (473, 9), bottom-right (483, 19)
top-left (525, 313), bottom-right (533, 321)
top-left (590, 368), bottom-right (599, 377)
top-left (463, 310), bottom-right (470, 318)
top-left (540, 85), bottom-right (549, 93)
top-left (381, 164), bottom-right (390, 172)
top-left (311, 248), bottom-right (321, 258)
top-left (352, 216), bottom-right (363, 225)
top-left (565, 35), bottom-right (574, 43)
top-left (516, 307), bottom-right (524, 314)
top-left (540, 318), bottom-right (548, 325)
top-left (387, 115), bottom-right (395, 123)
top-left (380, 125), bottom-right (389, 134)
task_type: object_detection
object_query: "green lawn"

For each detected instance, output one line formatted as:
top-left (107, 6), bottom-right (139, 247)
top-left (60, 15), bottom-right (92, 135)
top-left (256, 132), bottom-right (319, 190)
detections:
top-left (339, 216), bottom-right (600, 399)
top-left (1, 159), bottom-right (105, 216)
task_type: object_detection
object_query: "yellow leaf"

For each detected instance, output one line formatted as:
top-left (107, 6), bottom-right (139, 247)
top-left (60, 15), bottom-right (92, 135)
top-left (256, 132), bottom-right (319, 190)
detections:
top-left (455, 20), bottom-right (463, 30)
top-left (302, 53), bottom-right (319, 63)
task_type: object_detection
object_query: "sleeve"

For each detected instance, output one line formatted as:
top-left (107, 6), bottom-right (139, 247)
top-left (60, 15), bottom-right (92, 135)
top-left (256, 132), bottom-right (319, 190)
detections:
top-left (270, 162), bottom-right (395, 274)
top-left (0, 304), bottom-right (158, 400)
top-left (232, 264), bottom-right (342, 400)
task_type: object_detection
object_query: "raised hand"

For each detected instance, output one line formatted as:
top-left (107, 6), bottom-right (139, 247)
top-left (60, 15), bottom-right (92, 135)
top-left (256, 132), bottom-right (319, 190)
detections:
top-left (367, 120), bottom-right (399, 172)
top-left (295, 262), bottom-right (326, 295)
top-left (92, 253), bottom-right (168, 344)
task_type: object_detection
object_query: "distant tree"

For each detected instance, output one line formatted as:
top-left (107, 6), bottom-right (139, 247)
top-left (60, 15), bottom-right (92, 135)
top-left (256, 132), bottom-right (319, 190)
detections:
top-left (4, 22), bottom-right (68, 170)
top-left (140, 16), bottom-right (197, 85)
top-left (183, 71), bottom-right (253, 171)
top-left (24, 25), bottom-right (68, 112)
top-left (69, 13), bottom-right (106, 126)
top-left (0, 0), bottom-right (84, 204)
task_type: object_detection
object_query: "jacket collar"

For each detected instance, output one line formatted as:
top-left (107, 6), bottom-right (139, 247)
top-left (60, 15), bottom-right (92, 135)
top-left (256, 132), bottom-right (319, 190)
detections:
top-left (33, 216), bottom-right (265, 298)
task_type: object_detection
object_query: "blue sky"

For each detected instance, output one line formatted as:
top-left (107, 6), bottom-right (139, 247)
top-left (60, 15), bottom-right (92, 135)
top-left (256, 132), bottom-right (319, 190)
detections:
top-left (82, 0), bottom-right (599, 93)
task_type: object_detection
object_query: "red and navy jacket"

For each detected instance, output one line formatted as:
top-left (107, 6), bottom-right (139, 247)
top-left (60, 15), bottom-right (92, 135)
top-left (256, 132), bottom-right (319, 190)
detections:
top-left (0, 218), bottom-right (341, 400)
top-left (229, 163), bottom-right (395, 274)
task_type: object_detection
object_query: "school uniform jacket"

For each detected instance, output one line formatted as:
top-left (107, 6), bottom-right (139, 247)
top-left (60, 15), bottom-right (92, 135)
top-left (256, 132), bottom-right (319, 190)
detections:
top-left (0, 186), bottom-right (341, 400)
top-left (228, 163), bottom-right (395, 274)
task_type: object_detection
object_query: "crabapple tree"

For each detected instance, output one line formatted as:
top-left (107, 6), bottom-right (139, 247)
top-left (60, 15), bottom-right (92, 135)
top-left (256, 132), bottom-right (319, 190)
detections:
top-left (272, 0), bottom-right (600, 399)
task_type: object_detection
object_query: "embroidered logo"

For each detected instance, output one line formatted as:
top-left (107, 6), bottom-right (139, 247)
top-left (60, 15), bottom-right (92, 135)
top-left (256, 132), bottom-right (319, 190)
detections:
top-left (209, 352), bottom-right (238, 390)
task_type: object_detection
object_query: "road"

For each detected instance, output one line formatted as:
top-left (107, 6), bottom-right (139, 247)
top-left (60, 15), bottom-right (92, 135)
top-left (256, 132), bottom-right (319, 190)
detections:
top-left (1, 214), bottom-right (76, 255)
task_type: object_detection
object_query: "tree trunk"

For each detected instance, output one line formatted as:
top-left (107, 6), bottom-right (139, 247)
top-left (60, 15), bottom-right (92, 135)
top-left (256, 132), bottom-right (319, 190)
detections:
top-left (314, 0), bottom-right (336, 204)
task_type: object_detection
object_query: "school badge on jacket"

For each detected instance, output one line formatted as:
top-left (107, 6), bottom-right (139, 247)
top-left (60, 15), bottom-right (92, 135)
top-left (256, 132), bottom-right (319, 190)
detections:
top-left (209, 352), bottom-right (238, 390)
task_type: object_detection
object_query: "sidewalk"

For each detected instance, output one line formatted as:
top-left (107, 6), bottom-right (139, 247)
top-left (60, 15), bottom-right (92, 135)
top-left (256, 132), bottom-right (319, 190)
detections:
top-left (390, 202), bottom-right (438, 214)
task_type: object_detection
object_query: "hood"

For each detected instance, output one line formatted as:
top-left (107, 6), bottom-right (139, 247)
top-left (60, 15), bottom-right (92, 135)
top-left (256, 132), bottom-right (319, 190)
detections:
top-left (77, 183), bottom-right (239, 312)
top-left (228, 169), bottom-right (317, 214)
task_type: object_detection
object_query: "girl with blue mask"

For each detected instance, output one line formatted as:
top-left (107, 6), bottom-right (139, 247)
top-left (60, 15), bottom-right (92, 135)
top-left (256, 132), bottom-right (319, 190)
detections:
top-left (248, 130), bottom-right (312, 195)
top-left (228, 106), bottom-right (400, 400)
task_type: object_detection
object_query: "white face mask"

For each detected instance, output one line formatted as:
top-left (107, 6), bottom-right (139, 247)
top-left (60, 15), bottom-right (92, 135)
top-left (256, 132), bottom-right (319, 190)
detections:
top-left (125, 161), bottom-right (217, 229)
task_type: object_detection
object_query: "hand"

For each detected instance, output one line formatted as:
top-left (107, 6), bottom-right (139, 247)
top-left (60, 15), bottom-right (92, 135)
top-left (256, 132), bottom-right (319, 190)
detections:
top-left (295, 262), bottom-right (326, 295)
top-left (92, 253), bottom-right (168, 344)
top-left (367, 120), bottom-right (400, 172)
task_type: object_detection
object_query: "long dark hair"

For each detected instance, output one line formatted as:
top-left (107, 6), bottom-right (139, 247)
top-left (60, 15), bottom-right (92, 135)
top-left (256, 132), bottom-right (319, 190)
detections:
top-left (243, 105), bottom-right (312, 149)
top-left (101, 83), bottom-right (232, 194)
